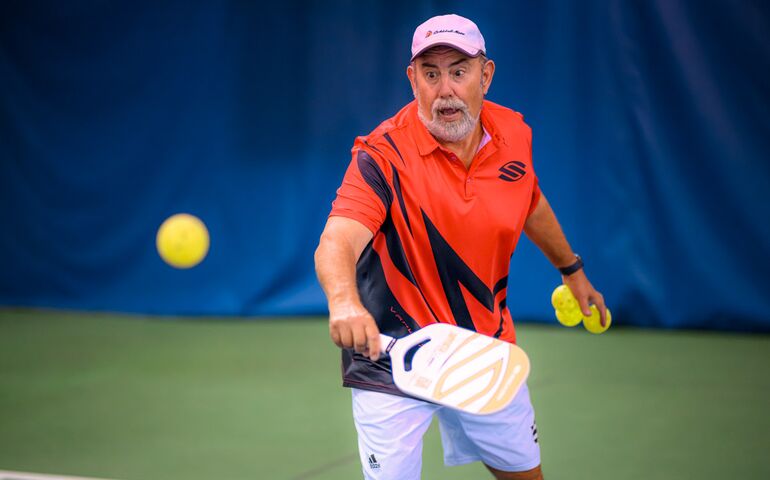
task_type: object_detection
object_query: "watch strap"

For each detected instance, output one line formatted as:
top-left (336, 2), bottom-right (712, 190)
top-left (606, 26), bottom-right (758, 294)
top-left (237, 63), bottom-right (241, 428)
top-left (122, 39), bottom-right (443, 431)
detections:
top-left (559, 254), bottom-right (584, 276)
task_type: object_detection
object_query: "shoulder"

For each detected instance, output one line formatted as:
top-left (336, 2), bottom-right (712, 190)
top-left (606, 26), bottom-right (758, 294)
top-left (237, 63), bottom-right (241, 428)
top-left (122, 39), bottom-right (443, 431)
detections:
top-left (360, 102), bottom-right (415, 146)
top-left (353, 102), bottom-right (416, 165)
top-left (482, 100), bottom-right (531, 137)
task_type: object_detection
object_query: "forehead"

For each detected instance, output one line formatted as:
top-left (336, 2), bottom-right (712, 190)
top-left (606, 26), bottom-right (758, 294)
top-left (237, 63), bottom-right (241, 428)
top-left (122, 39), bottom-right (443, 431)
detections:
top-left (415, 47), bottom-right (474, 67)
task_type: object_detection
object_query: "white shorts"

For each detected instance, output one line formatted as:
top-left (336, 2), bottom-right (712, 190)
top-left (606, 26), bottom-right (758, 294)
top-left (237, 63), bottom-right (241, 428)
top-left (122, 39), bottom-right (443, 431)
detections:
top-left (351, 383), bottom-right (540, 480)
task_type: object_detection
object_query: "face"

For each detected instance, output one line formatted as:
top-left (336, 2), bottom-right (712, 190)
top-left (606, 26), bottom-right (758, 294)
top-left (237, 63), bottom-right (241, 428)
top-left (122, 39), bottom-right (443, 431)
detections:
top-left (407, 47), bottom-right (495, 143)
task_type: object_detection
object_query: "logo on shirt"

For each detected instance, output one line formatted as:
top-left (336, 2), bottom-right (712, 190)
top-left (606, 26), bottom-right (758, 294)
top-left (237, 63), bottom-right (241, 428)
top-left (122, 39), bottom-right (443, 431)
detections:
top-left (498, 161), bottom-right (527, 182)
top-left (368, 453), bottom-right (381, 469)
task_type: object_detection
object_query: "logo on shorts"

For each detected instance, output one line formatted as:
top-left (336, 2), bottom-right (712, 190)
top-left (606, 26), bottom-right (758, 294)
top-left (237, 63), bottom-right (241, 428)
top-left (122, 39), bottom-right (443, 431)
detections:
top-left (531, 422), bottom-right (539, 444)
top-left (498, 161), bottom-right (527, 182)
top-left (368, 453), bottom-right (381, 469)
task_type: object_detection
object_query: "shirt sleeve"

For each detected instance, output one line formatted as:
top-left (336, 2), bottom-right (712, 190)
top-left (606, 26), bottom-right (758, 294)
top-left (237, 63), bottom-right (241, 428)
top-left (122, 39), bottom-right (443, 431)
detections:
top-left (526, 176), bottom-right (542, 218)
top-left (329, 142), bottom-right (393, 235)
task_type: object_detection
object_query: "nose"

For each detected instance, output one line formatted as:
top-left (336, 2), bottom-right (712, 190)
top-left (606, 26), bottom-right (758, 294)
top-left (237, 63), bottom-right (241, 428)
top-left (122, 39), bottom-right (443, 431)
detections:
top-left (438, 74), bottom-right (453, 98)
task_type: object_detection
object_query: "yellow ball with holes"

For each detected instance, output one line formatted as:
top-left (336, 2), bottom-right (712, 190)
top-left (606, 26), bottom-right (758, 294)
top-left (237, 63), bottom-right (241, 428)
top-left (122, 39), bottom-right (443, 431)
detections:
top-left (555, 307), bottom-right (583, 327)
top-left (551, 284), bottom-right (578, 312)
top-left (156, 213), bottom-right (210, 269)
top-left (583, 305), bottom-right (612, 334)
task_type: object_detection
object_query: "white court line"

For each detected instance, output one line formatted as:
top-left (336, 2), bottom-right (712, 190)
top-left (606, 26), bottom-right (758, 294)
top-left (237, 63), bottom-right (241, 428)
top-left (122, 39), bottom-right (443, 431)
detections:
top-left (0, 471), bottom-right (115, 480)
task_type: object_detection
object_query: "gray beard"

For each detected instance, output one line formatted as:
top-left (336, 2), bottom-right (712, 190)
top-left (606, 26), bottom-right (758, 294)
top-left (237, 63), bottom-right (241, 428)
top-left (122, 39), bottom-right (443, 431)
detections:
top-left (417, 97), bottom-right (480, 143)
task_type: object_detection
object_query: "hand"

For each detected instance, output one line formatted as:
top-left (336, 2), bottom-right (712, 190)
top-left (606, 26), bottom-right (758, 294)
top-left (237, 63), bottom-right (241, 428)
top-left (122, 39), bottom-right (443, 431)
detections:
top-left (562, 270), bottom-right (608, 327)
top-left (328, 301), bottom-right (382, 361)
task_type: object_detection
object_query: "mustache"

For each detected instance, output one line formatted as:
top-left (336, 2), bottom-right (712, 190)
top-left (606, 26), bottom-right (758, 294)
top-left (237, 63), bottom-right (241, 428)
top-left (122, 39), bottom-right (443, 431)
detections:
top-left (431, 97), bottom-right (469, 116)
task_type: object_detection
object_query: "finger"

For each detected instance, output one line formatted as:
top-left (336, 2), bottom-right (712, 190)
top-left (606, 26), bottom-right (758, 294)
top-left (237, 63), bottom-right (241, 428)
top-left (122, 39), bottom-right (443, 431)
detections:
top-left (352, 323), bottom-right (368, 354)
top-left (338, 325), bottom-right (353, 350)
top-left (365, 322), bottom-right (381, 361)
top-left (577, 295), bottom-right (592, 317)
top-left (592, 294), bottom-right (607, 327)
top-left (329, 325), bottom-right (342, 348)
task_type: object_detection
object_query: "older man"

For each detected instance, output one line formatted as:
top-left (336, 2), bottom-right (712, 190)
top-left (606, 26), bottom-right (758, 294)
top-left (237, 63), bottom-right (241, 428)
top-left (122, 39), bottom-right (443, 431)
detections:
top-left (315, 14), bottom-right (606, 480)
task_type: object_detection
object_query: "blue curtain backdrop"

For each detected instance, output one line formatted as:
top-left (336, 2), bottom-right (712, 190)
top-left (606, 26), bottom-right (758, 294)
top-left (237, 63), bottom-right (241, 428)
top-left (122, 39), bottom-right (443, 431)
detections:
top-left (1, 1), bottom-right (768, 330)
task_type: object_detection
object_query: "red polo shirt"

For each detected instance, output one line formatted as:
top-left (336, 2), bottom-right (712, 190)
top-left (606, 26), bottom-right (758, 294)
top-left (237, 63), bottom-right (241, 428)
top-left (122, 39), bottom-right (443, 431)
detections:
top-left (329, 99), bottom-right (540, 394)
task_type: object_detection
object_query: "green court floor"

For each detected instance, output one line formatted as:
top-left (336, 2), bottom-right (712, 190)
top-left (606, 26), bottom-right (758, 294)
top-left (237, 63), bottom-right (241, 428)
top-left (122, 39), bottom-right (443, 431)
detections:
top-left (1, 309), bottom-right (768, 479)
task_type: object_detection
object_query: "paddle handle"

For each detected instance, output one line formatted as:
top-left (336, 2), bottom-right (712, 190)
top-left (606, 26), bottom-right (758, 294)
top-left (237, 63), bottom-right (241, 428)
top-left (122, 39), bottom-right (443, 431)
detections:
top-left (379, 333), bottom-right (410, 383)
top-left (379, 334), bottom-right (396, 355)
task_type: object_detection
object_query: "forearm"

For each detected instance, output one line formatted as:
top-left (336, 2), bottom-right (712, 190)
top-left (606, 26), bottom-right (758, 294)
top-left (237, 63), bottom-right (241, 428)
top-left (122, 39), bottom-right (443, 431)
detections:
top-left (523, 194), bottom-right (577, 269)
top-left (314, 233), bottom-right (362, 307)
top-left (524, 194), bottom-right (608, 323)
top-left (314, 217), bottom-right (373, 309)
top-left (315, 217), bottom-right (380, 358)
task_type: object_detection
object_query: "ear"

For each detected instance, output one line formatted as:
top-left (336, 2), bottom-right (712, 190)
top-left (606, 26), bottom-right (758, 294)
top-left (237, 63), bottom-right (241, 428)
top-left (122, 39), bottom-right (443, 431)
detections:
top-left (481, 59), bottom-right (495, 95)
top-left (406, 64), bottom-right (417, 97)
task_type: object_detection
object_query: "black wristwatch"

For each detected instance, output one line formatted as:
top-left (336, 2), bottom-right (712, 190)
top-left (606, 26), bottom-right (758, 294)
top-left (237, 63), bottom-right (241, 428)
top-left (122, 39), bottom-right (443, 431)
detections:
top-left (559, 254), bottom-right (584, 276)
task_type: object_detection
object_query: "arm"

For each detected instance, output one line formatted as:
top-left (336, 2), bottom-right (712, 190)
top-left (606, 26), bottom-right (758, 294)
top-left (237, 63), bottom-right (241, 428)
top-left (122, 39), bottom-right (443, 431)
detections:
top-left (314, 216), bottom-right (381, 360)
top-left (524, 194), bottom-right (608, 326)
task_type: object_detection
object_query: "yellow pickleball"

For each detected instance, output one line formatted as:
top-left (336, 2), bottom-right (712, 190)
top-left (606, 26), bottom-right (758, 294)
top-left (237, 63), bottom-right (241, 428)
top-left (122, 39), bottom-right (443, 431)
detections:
top-left (552, 284), bottom-right (583, 326)
top-left (551, 284), bottom-right (578, 312)
top-left (156, 213), bottom-right (210, 269)
top-left (555, 307), bottom-right (583, 327)
top-left (583, 305), bottom-right (612, 334)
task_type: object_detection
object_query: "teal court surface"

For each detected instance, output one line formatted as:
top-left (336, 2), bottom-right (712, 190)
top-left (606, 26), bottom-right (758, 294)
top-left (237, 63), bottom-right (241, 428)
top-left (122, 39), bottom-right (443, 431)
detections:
top-left (1, 309), bottom-right (768, 479)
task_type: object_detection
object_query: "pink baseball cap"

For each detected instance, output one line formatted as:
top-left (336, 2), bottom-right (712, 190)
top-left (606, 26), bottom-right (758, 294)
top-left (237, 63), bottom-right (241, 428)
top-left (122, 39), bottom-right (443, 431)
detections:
top-left (411, 14), bottom-right (486, 61)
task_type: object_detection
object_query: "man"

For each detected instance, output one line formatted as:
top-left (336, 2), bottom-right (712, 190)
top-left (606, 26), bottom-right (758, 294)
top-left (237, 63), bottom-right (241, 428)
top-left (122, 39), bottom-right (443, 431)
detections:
top-left (314, 14), bottom-right (607, 480)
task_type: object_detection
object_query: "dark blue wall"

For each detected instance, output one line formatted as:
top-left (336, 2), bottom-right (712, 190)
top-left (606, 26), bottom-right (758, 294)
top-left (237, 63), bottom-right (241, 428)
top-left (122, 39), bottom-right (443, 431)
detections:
top-left (1, 1), bottom-right (768, 330)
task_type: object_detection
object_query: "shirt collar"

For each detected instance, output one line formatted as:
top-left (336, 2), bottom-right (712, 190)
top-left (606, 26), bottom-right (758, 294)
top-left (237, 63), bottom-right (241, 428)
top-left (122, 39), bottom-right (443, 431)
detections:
top-left (410, 102), bottom-right (442, 156)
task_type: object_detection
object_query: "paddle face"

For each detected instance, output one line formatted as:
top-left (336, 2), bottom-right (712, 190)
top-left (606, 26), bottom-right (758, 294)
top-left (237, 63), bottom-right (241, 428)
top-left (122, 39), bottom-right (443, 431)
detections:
top-left (382, 323), bottom-right (530, 415)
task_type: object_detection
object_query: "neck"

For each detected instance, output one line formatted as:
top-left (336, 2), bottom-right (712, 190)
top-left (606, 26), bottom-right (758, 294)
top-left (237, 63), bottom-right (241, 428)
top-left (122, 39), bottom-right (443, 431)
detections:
top-left (438, 122), bottom-right (483, 169)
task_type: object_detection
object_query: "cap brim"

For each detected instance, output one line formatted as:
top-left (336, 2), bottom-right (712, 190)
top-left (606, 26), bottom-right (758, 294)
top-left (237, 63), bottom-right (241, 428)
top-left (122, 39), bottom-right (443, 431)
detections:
top-left (411, 38), bottom-right (484, 61)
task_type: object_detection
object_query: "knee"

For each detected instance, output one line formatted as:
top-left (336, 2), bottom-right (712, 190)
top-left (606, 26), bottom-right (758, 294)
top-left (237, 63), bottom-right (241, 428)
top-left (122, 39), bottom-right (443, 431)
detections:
top-left (486, 463), bottom-right (543, 480)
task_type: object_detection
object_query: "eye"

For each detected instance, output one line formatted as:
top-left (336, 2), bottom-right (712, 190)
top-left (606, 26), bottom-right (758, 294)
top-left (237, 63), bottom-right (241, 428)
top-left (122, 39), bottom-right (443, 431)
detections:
top-left (425, 71), bottom-right (438, 80)
top-left (454, 69), bottom-right (466, 78)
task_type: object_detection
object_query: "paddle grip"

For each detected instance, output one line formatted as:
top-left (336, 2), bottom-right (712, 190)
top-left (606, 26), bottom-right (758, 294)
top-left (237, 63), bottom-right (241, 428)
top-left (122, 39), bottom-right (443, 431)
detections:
top-left (379, 334), bottom-right (396, 355)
